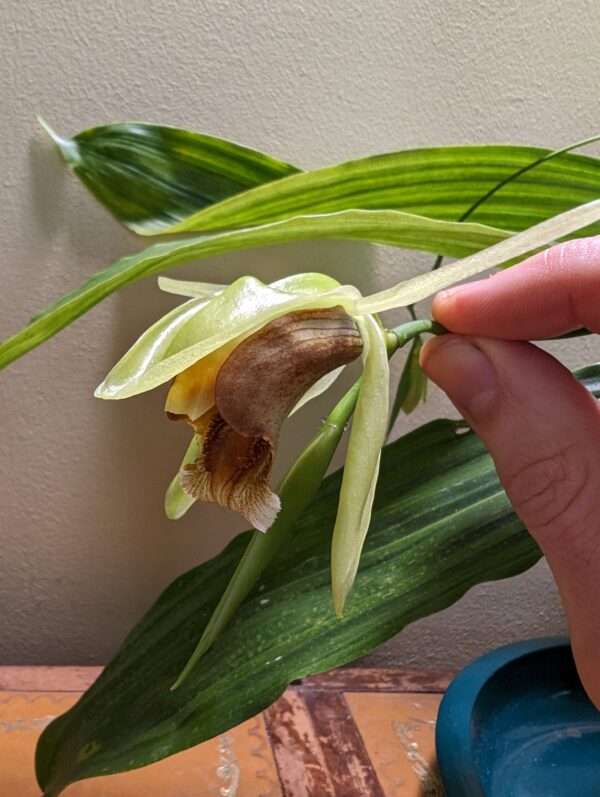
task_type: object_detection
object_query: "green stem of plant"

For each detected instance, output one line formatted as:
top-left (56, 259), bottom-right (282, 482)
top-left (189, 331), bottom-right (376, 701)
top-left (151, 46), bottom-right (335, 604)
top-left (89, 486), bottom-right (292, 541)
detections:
top-left (171, 319), bottom-right (444, 689)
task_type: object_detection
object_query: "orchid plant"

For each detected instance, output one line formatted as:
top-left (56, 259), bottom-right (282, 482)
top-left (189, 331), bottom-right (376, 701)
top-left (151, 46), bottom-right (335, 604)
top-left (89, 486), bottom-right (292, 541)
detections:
top-left (2, 120), bottom-right (600, 795)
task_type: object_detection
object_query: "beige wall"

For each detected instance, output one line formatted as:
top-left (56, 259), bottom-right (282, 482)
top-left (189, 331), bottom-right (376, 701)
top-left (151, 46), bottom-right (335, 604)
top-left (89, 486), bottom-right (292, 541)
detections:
top-left (2, 0), bottom-right (599, 667)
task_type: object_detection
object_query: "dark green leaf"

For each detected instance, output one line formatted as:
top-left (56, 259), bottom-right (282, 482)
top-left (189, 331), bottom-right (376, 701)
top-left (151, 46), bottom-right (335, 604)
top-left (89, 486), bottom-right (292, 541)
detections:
top-left (49, 126), bottom-right (600, 238)
top-left (43, 121), bottom-right (299, 233)
top-left (36, 418), bottom-right (542, 796)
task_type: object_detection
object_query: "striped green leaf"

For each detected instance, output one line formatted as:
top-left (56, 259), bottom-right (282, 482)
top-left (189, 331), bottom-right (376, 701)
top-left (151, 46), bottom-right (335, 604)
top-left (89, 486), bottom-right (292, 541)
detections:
top-left (48, 124), bottom-right (600, 236)
top-left (166, 145), bottom-right (600, 236)
top-left (35, 418), bottom-right (542, 796)
top-left (42, 120), bottom-right (299, 233)
top-left (0, 210), bottom-right (509, 371)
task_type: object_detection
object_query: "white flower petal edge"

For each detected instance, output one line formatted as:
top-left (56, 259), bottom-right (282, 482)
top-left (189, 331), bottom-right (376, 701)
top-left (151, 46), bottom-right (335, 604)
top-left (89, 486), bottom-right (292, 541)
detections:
top-left (330, 314), bottom-right (389, 616)
top-left (356, 198), bottom-right (600, 314)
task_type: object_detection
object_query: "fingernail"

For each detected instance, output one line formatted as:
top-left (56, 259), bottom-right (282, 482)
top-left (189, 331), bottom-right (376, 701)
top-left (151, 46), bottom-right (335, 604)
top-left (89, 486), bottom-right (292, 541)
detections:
top-left (436, 288), bottom-right (458, 303)
top-left (420, 335), bottom-right (498, 420)
top-left (431, 287), bottom-right (460, 320)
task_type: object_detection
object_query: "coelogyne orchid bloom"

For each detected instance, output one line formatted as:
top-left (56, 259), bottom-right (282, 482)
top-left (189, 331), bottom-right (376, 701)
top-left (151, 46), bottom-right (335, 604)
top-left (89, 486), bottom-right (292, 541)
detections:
top-left (96, 198), bottom-right (600, 614)
top-left (95, 273), bottom-right (389, 607)
top-left (96, 272), bottom-right (390, 611)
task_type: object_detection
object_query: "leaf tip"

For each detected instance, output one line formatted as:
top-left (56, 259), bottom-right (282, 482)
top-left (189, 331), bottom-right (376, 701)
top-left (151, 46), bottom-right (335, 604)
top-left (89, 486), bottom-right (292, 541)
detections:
top-left (37, 117), bottom-right (80, 166)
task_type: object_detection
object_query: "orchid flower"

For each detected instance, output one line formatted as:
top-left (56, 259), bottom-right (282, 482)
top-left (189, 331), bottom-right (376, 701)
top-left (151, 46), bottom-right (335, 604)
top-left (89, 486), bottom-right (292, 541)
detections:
top-left (96, 198), bottom-right (600, 616)
top-left (96, 272), bottom-right (389, 612)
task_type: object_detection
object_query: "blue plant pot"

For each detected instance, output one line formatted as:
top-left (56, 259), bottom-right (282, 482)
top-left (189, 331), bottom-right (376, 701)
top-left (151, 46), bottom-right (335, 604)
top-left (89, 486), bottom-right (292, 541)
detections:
top-left (436, 637), bottom-right (600, 796)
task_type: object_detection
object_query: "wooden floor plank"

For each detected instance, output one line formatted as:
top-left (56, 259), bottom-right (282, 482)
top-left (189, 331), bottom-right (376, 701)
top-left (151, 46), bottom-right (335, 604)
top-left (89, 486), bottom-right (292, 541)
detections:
top-left (264, 690), bottom-right (337, 797)
top-left (303, 690), bottom-right (387, 797)
top-left (302, 667), bottom-right (453, 693)
top-left (347, 691), bottom-right (444, 796)
top-left (0, 667), bottom-right (446, 796)
top-left (0, 666), bottom-right (102, 692)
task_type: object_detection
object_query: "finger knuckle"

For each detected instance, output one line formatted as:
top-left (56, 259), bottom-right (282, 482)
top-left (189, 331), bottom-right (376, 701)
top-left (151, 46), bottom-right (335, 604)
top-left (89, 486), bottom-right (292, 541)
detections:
top-left (505, 446), bottom-right (590, 539)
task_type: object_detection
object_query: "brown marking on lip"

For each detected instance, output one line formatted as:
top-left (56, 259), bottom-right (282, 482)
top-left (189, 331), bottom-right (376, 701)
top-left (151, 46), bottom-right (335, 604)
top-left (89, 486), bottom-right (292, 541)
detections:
top-left (215, 306), bottom-right (362, 442)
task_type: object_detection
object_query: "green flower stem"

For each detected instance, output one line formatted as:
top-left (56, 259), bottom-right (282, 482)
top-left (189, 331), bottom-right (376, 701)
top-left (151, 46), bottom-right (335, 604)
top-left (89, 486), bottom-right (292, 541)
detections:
top-left (172, 318), bottom-right (444, 689)
top-left (386, 319), bottom-right (446, 347)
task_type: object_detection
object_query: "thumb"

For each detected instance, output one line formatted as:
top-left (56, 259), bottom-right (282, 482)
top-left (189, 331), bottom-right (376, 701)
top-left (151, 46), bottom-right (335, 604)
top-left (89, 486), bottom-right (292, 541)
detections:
top-left (421, 335), bottom-right (600, 707)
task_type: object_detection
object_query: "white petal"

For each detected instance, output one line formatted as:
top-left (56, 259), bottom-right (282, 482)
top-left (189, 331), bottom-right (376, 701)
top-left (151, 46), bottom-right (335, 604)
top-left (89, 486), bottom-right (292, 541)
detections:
top-left (330, 314), bottom-right (389, 615)
top-left (157, 272), bottom-right (342, 298)
top-left (158, 277), bottom-right (225, 298)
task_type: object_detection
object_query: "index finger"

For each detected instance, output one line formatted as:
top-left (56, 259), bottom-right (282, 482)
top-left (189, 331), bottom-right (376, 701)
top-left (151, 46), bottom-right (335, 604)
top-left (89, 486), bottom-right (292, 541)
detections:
top-left (432, 236), bottom-right (600, 339)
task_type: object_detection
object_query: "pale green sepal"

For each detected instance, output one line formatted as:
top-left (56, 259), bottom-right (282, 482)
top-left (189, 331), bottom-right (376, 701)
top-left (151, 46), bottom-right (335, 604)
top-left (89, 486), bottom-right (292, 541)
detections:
top-left (94, 295), bottom-right (210, 398)
top-left (158, 277), bottom-right (225, 298)
top-left (331, 314), bottom-right (390, 616)
top-left (157, 272), bottom-right (342, 299)
top-left (270, 273), bottom-right (343, 294)
top-left (356, 198), bottom-right (600, 314)
top-left (96, 277), bottom-right (359, 400)
top-left (164, 436), bottom-right (202, 520)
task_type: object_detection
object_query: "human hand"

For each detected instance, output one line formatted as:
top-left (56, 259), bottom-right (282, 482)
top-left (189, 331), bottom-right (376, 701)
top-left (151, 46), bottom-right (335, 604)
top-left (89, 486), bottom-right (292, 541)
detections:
top-left (420, 236), bottom-right (600, 709)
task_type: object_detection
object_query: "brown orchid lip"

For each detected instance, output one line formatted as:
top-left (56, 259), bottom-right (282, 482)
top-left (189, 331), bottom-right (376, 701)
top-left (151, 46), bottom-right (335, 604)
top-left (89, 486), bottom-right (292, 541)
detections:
top-left (178, 306), bottom-right (363, 530)
top-left (181, 409), bottom-right (278, 532)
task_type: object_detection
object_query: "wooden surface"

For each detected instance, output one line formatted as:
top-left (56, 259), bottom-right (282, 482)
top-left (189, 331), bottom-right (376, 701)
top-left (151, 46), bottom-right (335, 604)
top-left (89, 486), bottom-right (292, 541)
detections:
top-left (0, 666), bottom-right (452, 796)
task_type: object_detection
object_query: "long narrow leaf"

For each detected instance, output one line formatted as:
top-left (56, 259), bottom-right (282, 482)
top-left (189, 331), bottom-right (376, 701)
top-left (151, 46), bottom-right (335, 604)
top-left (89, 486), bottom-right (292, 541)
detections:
top-left (0, 210), bottom-right (509, 371)
top-left (42, 120), bottom-right (299, 233)
top-left (164, 145), bottom-right (600, 235)
top-left (49, 126), bottom-right (600, 237)
top-left (431, 133), bottom-right (600, 273)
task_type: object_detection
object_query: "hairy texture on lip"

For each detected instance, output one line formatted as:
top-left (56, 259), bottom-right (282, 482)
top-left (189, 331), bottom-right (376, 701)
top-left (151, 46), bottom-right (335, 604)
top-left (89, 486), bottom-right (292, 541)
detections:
top-left (181, 413), bottom-right (279, 532)
top-left (215, 306), bottom-right (363, 441)
top-left (179, 307), bottom-right (362, 530)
